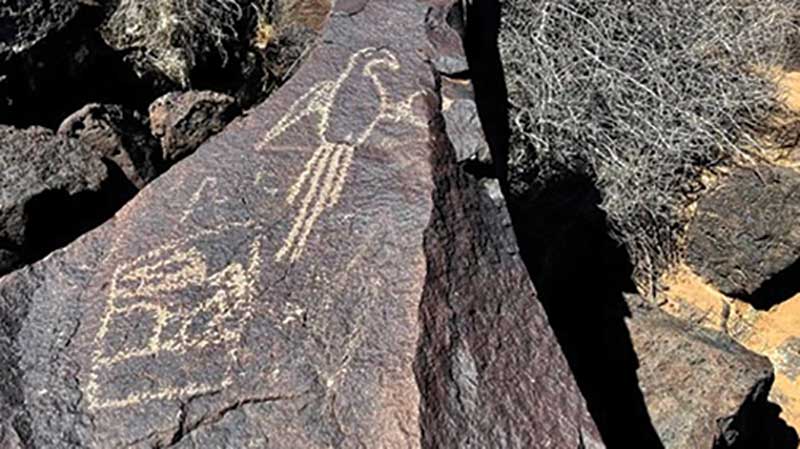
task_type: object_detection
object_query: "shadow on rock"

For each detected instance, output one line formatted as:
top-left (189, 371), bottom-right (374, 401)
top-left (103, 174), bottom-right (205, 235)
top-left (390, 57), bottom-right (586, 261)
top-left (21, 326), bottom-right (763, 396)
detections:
top-left (461, 0), bottom-right (510, 188)
top-left (729, 400), bottom-right (799, 449)
top-left (22, 160), bottom-right (137, 265)
top-left (747, 259), bottom-right (800, 311)
top-left (0, 5), bottom-right (171, 129)
top-left (459, 1), bottom-right (661, 446)
top-left (509, 176), bottom-right (664, 448)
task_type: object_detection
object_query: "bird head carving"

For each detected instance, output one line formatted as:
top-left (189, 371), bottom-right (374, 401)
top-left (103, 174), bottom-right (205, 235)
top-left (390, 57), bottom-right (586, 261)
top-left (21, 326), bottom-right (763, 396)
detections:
top-left (360, 47), bottom-right (400, 76)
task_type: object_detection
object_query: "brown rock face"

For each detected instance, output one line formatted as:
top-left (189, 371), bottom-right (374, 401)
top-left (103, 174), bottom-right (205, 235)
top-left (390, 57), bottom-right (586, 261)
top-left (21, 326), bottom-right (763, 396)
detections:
top-left (149, 90), bottom-right (240, 163)
top-left (626, 295), bottom-right (774, 448)
top-left (0, 1), bottom-right (601, 448)
top-left (687, 165), bottom-right (800, 300)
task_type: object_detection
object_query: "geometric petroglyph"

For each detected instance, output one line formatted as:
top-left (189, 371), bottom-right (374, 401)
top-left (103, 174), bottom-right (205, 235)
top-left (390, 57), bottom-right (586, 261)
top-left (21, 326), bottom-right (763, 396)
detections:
top-left (262, 47), bottom-right (428, 262)
top-left (86, 47), bottom-right (427, 411)
top-left (86, 221), bottom-right (263, 410)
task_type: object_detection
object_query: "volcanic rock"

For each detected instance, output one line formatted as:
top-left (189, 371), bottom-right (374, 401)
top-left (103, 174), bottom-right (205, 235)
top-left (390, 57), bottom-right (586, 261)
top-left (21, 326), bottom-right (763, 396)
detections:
top-left (0, 125), bottom-right (135, 276)
top-left (275, 0), bottom-right (332, 33)
top-left (0, 1), bottom-right (603, 447)
top-left (441, 77), bottom-right (492, 168)
top-left (0, 0), bottom-right (80, 63)
top-left (625, 295), bottom-right (774, 448)
top-left (58, 104), bottom-right (162, 189)
top-left (149, 90), bottom-right (240, 163)
top-left (686, 165), bottom-right (800, 299)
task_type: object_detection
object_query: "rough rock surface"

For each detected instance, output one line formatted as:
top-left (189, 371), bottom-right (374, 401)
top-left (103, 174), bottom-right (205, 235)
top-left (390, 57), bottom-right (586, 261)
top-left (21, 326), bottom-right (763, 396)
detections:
top-left (441, 77), bottom-right (492, 167)
top-left (59, 104), bottom-right (162, 189)
top-left (625, 295), bottom-right (774, 448)
top-left (686, 165), bottom-right (800, 298)
top-left (0, 125), bottom-right (120, 276)
top-left (149, 90), bottom-right (240, 163)
top-left (0, 0), bottom-right (79, 63)
top-left (0, 1), bottom-right (602, 448)
top-left (276, 0), bottom-right (332, 33)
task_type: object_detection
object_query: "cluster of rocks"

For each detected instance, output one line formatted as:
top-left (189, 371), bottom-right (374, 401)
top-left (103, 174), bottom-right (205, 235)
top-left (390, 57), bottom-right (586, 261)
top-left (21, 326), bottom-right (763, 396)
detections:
top-left (0, 0), bottom-right (798, 448)
top-left (0, 90), bottom-right (240, 276)
top-left (0, 0), bottom-right (328, 276)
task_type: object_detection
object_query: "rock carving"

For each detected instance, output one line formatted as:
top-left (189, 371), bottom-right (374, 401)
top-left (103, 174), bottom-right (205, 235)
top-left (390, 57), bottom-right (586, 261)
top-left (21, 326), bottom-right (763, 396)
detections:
top-left (260, 47), bottom-right (427, 262)
top-left (85, 47), bottom-right (426, 411)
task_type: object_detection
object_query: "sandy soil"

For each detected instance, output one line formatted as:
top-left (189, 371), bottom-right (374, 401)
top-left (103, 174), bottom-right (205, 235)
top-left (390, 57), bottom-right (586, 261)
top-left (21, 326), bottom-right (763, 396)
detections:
top-left (659, 264), bottom-right (800, 432)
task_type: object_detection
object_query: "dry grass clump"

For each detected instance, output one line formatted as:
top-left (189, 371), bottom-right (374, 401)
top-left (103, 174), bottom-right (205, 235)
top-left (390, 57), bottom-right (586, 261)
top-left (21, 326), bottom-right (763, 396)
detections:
top-left (99, 0), bottom-right (330, 95)
top-left (500, 0), bottom-right (800, 283)
top-left (101, 0), bottom-right (247, 86)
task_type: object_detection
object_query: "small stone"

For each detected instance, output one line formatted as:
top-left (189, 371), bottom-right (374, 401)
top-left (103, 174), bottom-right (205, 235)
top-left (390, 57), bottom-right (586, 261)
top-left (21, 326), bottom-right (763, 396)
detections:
top-left (441, 77), bottom-right (492, 166)
top-left (149, 90), bottom-right (240, 163)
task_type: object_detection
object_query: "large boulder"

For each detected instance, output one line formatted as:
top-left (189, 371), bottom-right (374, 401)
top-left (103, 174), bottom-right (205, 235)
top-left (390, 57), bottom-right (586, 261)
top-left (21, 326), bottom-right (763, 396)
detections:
top-left (686, 165), bottom-right (800, 299)
top-left (0, 125), bottom-right (134, 276)
top-left (626, 295), bottom-right (775, 448)
top-left (0, 1), bottom-right (603, 448)
top-left (58, 104), bottom-right (162, 189)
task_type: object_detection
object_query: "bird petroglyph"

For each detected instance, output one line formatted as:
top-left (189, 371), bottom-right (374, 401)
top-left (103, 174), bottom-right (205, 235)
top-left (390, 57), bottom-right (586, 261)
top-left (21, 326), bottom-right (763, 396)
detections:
top-left (261, 47), bottom-right (427, 262)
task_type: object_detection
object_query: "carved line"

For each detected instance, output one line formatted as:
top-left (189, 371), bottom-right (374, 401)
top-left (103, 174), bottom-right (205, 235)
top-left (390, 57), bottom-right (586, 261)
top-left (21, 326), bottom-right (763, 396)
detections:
top-left (86, 223), bottom-right (261, 411)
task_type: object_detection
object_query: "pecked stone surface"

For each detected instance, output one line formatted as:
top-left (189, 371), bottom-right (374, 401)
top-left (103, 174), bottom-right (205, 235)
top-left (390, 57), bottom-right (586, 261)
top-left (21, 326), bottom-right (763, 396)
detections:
top-left (0, 1), bottom-right (601, 447)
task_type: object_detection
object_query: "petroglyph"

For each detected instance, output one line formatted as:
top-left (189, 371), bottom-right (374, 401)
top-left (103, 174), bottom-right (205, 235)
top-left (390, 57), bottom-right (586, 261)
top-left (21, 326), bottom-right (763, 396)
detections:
top-left (180, 177), bottom-right (218, 223)
top-left (86, 47), bottom-right (427, 411)
top-left (262, 47), bottom-right (427, 262)
top-left (86, 220), bottom-right (264, 410)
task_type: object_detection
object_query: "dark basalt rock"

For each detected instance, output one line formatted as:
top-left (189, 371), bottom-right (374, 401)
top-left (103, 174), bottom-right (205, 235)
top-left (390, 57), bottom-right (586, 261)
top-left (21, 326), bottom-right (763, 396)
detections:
top-left (686, 165), bottom-right (800, 301)
top-left (149, 90), bottom-right (240, 163)
top-left (440, 77), bottom-right (492, 168)
top-left (0, 0), bottom-right (80, 64)
top-left (0, 125), bottom-right (136, 276)
top-left (59, 104), bottom-right (162, 189)
top-left (0, 1), bottom-right (603, 447)
top-left (625, 295), bottom-right (775, 448)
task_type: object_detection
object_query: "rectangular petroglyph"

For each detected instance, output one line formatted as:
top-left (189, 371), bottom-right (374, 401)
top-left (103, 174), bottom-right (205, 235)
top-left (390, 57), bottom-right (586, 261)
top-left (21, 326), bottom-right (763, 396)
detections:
top-left (86, 223), bottom-right (262, 410)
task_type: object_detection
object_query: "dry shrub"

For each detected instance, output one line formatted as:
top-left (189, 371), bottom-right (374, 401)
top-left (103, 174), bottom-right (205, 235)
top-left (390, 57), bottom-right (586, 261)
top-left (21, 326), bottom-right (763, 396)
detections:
top-left (500, 0), bottom-right (800, 285)
top-left (101, 0), bottom-right (247, 86)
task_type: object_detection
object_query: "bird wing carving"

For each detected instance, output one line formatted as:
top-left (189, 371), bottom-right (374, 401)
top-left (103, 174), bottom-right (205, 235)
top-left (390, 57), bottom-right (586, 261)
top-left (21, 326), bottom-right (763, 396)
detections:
top-left (259, 81), bottom-right (335, 148)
